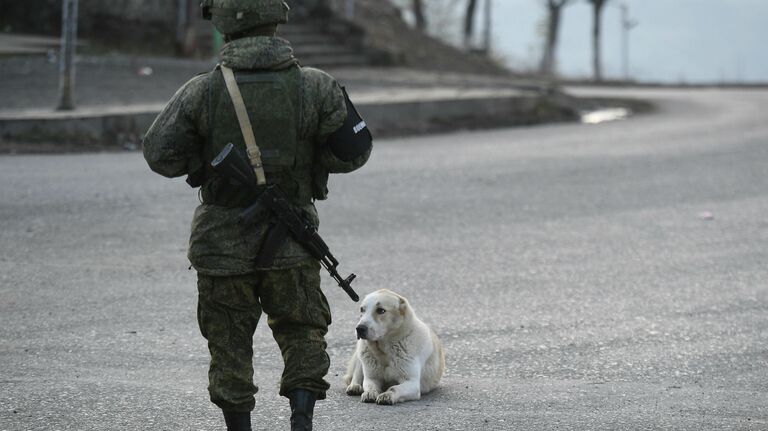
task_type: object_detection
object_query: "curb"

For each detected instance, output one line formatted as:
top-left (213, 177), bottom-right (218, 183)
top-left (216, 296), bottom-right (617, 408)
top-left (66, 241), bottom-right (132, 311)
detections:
top-left (0, 91), bottom-right (578, 151)
top-left (0, 105), bottom-right (162, 150)
top-left (360, 92), bottom-right (578, 137)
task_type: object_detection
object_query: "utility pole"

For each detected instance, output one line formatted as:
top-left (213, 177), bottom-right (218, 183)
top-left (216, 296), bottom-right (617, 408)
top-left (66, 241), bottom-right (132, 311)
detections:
top-left (620, 2), bottom-right (638, 81)
top-left (175, 0), bottom-right (189, 55)
top-left (57, 0), bottom-right (78, 111)
top-left (483, 0), bottom-right (492, 54)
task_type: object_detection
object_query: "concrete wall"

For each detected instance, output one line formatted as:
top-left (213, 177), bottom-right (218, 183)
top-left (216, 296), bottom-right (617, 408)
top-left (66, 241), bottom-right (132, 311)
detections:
top-left (81, 0), bottom-right (175, 23)
top-left (0, 0), bottom-right (176, 35)
top-left (0, 0), bottom-right (180, 54)
top-left (0, 0), bottom-right (62, 35)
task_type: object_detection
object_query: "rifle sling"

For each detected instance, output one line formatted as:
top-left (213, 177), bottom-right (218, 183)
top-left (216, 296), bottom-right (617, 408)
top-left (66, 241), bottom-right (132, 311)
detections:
top-left (220, 65), bottom-right (267, 186)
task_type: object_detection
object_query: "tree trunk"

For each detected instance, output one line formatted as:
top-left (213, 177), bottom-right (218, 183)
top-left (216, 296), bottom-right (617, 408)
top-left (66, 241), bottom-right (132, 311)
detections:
top-left (413, 0), bottom-right (427, 32)
top-left (539, 0), bottom-right (571, 77)
top-left (591, 0), bottom-right (607, 82)
top-left (464, 0), bottom-right (478, 49)
top-left (540, 2), bottom-right (559, 76)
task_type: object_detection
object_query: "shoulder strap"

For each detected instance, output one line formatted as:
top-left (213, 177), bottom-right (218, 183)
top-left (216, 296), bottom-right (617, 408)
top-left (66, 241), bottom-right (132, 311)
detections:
top-left (220, 65), bottom-right (267, 186)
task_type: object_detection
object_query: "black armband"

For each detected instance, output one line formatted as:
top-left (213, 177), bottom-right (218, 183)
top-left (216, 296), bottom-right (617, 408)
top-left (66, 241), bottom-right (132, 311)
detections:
top-left (326, 87), bottom-right (373, 162)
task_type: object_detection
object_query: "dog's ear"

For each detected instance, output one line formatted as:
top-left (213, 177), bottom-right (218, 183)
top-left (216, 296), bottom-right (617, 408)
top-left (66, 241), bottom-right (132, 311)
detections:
top-left (398, 297), bottom-right (408, 316)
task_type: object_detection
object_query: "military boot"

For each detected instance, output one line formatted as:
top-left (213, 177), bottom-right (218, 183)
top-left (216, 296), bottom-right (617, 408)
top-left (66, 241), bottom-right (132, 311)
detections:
top-left (222, 411), bottom-right (252, 431)
top-left (288, 389), bottom-right (317, 431)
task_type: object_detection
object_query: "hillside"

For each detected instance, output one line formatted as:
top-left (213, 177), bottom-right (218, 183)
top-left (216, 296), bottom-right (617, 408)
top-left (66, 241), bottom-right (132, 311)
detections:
top-left (341, 0), bottom-right (511, 76)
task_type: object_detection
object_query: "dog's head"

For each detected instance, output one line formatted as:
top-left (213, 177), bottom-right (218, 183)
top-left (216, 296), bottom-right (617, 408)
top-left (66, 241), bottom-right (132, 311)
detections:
top-left (355, 289), bottom-right (411, 341)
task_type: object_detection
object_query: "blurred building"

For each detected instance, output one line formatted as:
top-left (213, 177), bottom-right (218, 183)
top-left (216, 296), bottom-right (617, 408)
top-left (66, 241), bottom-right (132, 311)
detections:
top-left (0, 0), bottom-right (507, 74)
top-left (0, 0), bottom-right (346, 56)
top-left (1, 0), bottom-right (197, 55)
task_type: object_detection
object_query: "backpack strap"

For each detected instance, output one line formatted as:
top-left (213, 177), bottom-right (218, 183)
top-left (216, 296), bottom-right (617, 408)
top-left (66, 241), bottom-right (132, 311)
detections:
top-left (220, 64), bottom-right (267, 186)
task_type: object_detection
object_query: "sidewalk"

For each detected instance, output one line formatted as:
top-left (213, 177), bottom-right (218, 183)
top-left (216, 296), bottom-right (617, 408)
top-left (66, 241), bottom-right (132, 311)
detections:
top-left (0, 54), bottom-right (576, 150)
top-left (0, 33), bottom-right (83, 56)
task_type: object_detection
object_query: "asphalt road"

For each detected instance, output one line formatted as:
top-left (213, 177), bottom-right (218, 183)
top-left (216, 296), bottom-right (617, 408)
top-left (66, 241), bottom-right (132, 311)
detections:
top-left (1, 87), bottom-right (767, 430)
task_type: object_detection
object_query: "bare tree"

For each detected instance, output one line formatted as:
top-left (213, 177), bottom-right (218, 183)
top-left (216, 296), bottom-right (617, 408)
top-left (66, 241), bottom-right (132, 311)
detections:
top-left (391, 0), bottom-right (473, 44)
top-left (588, 0), bottom-right (609, 81)
top-left (413, 0), bottom-right (427, 32)
top-left (539, 0), bottom-right (573, 77)
top-left (463, 0), bottom-right (478, 49)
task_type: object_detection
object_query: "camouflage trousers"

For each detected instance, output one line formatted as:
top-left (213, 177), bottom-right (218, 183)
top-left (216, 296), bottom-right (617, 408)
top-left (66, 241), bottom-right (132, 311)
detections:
top-left (196, 260), bottom-right (331, 412)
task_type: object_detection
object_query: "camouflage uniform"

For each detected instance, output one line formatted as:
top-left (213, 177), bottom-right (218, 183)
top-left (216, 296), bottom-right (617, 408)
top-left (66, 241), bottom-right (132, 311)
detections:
top-left (143, 36), bottom-right (370, 412)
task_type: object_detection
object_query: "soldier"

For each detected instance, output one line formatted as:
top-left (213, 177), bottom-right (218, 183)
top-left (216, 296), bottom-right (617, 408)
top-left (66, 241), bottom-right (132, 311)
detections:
top-left (142, 0), bottom-right (372, 430)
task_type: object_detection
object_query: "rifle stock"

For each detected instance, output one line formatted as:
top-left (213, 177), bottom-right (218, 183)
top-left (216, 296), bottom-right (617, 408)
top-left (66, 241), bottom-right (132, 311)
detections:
top-left (211, 143), bottom-right (360, 302)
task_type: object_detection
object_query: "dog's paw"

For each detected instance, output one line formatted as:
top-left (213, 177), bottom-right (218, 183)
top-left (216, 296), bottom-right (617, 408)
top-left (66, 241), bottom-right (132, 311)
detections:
top-left (361, 390), bottom-right (379, 403)
top-left (376, 391), bottom-right (397, 406)
top-left (346, 383), bottom-right (363, 396)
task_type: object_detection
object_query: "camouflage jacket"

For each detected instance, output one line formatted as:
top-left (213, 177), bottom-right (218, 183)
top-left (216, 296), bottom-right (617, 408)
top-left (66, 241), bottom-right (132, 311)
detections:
top-left (143, 36), bottom-right (371, 276)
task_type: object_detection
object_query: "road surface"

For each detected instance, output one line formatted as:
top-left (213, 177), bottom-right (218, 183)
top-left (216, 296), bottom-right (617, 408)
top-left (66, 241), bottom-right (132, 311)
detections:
top-left (1, 87), bottom-right (767, 430)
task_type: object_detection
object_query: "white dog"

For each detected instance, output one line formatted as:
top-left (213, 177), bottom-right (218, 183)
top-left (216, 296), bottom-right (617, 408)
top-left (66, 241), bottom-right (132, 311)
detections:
top-left (342, 289), bottom-right (445, 405)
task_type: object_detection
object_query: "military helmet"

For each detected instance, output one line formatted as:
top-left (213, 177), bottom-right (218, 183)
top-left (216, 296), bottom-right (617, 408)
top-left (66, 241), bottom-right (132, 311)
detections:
top-left (201, 0), bottom-right (289, 35)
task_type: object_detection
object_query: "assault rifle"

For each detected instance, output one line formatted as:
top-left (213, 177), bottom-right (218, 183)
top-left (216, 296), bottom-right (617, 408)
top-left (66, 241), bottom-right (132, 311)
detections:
top-left (211, 143), bottom-right (360, 302)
